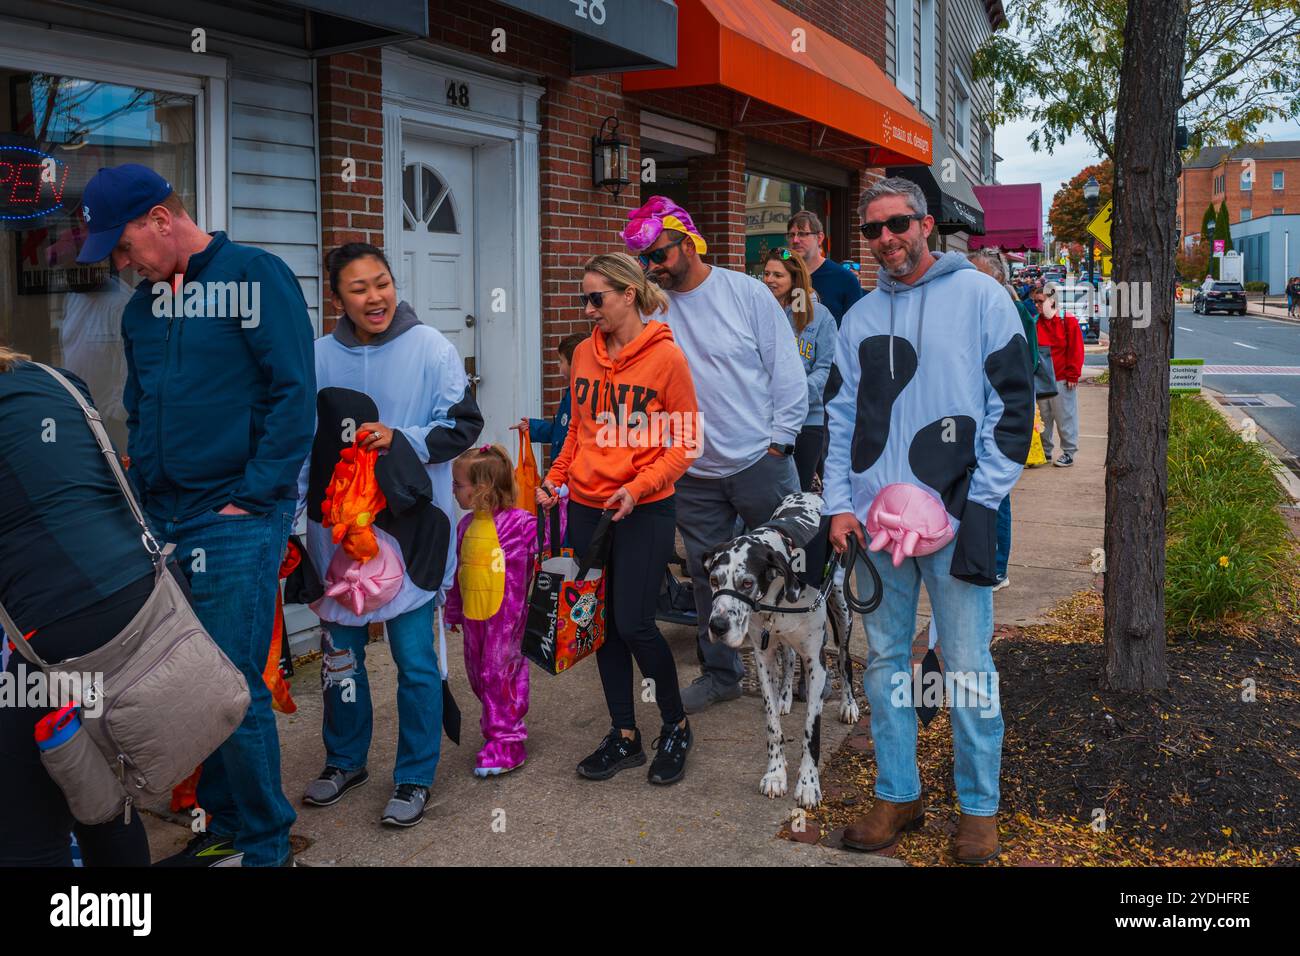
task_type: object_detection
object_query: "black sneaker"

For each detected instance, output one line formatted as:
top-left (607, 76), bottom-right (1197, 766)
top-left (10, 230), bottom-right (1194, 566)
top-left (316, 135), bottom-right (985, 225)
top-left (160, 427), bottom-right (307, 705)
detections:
top-left (1054, 453), bottom-right (1074, 467)
top-left (648, 720), bottom-right (692, 785)
top-left (154, 831), bottom-right (243, 867)
top-left (576, 727), bottom-right (645, 780)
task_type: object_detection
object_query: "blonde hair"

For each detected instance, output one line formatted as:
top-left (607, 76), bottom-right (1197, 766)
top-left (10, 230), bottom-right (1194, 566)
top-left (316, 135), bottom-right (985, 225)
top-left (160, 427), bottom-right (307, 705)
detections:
top-left (583, 252), bottom-right (669, 316)
top-left (0, 346), bottom-right (31, 373)
top-left (764, 249), bottom-right (816, 334)
top-left (455, 444), bottom-right (518, 513)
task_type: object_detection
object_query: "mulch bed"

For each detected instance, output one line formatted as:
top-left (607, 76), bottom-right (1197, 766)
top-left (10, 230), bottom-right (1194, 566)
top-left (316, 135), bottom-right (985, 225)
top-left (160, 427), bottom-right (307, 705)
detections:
top-left (780, 590), bottom-right (1300, 866)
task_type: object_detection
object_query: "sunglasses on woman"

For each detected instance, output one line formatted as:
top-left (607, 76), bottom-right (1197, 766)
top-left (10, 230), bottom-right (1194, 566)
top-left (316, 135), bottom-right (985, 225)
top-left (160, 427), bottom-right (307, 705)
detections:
top-left (637, 234), bottom-right (687, 268)
top-left (859, 213), bottom-right (925, 240)
top-left (578, 289), bottom-right (618, 308)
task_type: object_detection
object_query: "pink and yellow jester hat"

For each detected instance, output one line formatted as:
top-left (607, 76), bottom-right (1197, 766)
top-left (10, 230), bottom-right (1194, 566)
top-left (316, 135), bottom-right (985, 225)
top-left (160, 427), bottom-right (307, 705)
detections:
top-left (622, 196), bottom-right (708, 256)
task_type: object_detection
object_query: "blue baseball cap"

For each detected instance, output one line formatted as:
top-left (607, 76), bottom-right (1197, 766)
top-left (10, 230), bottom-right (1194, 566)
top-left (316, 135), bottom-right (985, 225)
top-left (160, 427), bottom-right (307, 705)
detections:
top-left (75, 164), bottom-right (174, 263)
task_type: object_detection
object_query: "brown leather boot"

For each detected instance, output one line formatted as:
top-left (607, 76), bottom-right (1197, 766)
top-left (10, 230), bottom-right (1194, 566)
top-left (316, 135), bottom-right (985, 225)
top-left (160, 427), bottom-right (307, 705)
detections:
top-left (842, 797), bottom-right (925, 851)
top-left (953, 813), bottom-right (1000, 864)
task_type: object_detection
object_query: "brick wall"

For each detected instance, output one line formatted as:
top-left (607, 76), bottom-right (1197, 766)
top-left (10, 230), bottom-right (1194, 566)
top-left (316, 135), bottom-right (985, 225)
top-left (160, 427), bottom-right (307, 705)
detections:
top-left (317, 48), bottom-right (385, 332)
top-left (1180, 156), bottom-right (1300, 238)
top-left (686, 129), bottom-right (747, 271)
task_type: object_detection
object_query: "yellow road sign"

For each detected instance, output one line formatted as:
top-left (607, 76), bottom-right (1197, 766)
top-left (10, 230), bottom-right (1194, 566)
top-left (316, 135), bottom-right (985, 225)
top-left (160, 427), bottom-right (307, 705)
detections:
top-left (1086, 199), bottom-right (1112, 252)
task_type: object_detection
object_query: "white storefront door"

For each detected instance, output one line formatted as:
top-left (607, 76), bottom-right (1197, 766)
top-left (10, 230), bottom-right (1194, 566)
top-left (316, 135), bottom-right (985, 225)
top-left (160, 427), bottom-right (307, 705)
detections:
top-left (399, 137), bottom-right (478, 384)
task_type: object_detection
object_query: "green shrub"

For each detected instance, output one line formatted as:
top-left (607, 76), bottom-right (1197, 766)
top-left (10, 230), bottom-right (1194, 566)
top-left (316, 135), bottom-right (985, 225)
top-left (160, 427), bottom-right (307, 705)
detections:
top-left (1165, 395), bottom-right (1296, 631)
top-left (1244, 281), bottom-right (1269, 294)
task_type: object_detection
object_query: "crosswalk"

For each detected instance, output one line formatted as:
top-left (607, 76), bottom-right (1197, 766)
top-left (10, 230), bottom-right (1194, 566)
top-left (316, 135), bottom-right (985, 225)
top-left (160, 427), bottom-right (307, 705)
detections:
top-left (1202, 366), bottom-right (1300, 375)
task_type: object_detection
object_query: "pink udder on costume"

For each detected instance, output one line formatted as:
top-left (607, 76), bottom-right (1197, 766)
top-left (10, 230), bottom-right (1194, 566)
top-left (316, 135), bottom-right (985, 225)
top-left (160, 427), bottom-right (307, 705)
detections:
top-left (865, 483), bottom-right (955, 567)
top-left (320, 537), bottom-right (406, 615)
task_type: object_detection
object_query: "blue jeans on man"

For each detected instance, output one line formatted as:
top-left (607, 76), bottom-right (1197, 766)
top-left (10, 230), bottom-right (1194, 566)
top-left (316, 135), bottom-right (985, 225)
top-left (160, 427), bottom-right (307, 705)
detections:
top-left (320, 598), bottom-right (443, 788)
top-left (159, 499), bottom-right (297, 867)
top-left (995, 496), bottom-right (1012, 580)
top-left (857, 538), bottom-right (1002, 816)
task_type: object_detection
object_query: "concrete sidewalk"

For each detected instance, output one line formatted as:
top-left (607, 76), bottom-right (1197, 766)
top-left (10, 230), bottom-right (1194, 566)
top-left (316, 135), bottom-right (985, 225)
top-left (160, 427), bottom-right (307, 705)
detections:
top-left (141, 382), bottom-right (1111, 867)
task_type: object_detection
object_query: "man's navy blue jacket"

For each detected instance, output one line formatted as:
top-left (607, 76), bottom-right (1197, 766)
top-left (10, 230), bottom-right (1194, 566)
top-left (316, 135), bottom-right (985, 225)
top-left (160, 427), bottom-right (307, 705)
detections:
top-left (121, 232), bottom-right (316, 522)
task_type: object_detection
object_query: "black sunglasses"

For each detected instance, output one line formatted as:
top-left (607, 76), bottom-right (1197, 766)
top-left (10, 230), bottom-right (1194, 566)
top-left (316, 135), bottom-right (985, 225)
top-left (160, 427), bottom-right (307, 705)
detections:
top-left (578, 289), bottom-right (618, 308)
top-left (638, 234), bottom-right (687, 267)
top-left (859, 213), bottom-right (925, 240)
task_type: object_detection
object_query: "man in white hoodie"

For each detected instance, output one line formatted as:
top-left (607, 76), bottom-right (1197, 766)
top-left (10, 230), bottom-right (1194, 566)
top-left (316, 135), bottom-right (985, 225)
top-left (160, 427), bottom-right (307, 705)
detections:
top-left (622, 198), bottom-right (808, 712)
top-left (825, 178), bottom-right (1033, 863)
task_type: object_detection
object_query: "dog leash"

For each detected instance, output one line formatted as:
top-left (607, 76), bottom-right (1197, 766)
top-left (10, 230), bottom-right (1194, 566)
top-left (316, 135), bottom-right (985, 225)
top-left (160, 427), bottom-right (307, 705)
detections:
top-left (841, 535), bottom-right (884, 615)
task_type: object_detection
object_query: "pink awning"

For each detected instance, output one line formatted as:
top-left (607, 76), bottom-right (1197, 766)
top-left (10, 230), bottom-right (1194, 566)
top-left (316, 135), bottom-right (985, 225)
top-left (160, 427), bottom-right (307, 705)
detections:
top-left (967, 184), bottom-right (1043, 252)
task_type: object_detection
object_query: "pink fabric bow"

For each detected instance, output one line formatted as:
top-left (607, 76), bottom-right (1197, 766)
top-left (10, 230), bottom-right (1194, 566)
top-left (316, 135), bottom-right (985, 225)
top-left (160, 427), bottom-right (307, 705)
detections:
top-left (319, 537), bottom-right (406, 616)
top-left (865, 483), bottom-right (956, 567)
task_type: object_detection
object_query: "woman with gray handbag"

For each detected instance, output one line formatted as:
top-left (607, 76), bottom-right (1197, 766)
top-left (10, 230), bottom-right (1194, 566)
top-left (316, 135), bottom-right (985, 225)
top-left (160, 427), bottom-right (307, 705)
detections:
top-left (0, 346), bottom-right (154, 865)
top-left (0, 347), bottom-right (250, 866)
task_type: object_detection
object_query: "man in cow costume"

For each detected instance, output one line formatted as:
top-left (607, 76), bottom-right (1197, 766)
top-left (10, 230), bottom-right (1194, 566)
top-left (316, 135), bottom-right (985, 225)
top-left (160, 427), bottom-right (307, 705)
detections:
top-left (825, 177), bottom-right (1033, 864)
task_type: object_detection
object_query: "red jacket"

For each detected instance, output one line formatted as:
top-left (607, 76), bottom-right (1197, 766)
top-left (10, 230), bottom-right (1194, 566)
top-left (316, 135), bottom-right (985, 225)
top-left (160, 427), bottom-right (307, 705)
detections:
top-left (1036, 311), bottom-right (1084, 384)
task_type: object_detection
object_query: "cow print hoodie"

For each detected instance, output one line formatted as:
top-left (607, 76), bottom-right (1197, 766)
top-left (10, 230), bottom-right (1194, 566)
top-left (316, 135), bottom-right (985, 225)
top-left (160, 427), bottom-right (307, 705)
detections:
top-left (823, 251), bottom-right (1034, 585)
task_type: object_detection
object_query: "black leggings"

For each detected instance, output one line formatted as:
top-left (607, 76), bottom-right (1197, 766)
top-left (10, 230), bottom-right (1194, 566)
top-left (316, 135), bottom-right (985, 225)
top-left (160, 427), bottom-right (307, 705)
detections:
top-left (567, 498), bottom-right (684, 731)
top-left (794, 425), bottom-right (826, 492)
top-left (0, 574), bottom-right (153, 867)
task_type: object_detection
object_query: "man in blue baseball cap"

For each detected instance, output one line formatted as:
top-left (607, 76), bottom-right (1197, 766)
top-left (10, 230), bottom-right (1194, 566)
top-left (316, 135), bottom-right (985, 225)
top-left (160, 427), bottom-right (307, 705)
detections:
top-left (78, 163), bottom-right (314, 867)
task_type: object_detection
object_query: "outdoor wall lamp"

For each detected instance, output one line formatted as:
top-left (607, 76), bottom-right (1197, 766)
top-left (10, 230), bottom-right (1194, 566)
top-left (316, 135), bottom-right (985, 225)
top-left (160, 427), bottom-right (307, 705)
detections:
top-left (592, 116), bottom-right (630, 199)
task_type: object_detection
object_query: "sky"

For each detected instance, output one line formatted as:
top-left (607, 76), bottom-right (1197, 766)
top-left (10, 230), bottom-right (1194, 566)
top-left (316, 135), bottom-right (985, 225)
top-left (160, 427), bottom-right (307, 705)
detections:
top-left (995, 114), bottom-right (1300, 242)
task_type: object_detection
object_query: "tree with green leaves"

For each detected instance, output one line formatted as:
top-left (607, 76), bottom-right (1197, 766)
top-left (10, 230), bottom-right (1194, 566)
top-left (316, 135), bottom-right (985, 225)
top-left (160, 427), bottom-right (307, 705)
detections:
top-left (1216, 201), bottom-right (1233, 257)
top-left (974, 0), bottom-right (1300, 162)
top-left (1201, 202), bottom-right (1219, 277)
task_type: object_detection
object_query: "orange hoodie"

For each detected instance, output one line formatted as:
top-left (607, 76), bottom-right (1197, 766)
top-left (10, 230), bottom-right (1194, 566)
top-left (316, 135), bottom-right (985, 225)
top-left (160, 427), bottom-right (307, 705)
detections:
top-left (545, 319), bottom-right (700, 508)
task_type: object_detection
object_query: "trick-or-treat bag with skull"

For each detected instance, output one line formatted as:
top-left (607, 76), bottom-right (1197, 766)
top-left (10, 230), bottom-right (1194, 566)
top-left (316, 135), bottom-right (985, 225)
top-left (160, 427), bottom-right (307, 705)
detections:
top-left (522, 507), bottom-right (613, 674)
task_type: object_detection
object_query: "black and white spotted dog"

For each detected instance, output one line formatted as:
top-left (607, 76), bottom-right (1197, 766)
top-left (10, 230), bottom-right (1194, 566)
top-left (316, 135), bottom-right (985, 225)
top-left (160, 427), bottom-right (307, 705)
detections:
top-left (702, 492), bottom-right (859, 810)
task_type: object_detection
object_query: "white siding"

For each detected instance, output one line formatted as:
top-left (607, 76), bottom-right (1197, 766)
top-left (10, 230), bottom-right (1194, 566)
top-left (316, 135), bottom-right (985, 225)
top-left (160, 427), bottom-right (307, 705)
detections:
top-left (227, 48), bottom-right (322, 326)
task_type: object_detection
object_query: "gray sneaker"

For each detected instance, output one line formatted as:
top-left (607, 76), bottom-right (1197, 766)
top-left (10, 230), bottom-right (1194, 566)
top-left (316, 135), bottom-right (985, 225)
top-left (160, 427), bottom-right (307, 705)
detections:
top-left (302, 766), bottom-right (369, 807)
top-left (680, 674), bottom-right (742, 714)
top-left (381, 783), bottom-right (429, 828)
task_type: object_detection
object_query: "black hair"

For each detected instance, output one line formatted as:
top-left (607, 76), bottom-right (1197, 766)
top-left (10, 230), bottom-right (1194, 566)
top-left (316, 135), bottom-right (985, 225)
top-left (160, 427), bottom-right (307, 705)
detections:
top-left (325, 243), bottom-right (393, 295)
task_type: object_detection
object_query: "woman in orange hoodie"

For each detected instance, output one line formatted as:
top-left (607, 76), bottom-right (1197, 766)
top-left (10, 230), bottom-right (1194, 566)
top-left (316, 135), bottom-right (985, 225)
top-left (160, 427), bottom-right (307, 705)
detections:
top-left (538, 252), bottom-right (700, 787)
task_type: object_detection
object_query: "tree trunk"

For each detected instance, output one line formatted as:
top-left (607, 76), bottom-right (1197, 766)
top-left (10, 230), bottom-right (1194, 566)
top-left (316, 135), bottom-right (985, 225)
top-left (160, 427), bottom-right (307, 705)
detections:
top-left (1103, 0), bottom-right (1188, 690)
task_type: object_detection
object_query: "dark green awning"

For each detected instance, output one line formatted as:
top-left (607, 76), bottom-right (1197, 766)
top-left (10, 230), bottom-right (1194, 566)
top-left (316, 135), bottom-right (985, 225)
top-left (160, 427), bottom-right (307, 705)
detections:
top-left (491, 0), bottom-right (678, 73)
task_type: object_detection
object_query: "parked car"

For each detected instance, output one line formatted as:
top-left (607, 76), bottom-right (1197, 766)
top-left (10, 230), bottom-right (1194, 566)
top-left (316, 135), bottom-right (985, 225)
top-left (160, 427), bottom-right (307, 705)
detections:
top-left (1193, 281), bottom-right (1246, 316)
top-left (1052, 283), bottom-right (1104, 343)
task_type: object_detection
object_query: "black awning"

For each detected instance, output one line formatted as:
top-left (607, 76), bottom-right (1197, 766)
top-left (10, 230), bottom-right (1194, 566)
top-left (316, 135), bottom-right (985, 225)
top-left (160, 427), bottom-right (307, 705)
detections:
top-left (491, 0), bottom-right (678, 73)
top-left (275, 0), bottom-right (428, 51)
top-left (887, 131), bottom-right (985, 236)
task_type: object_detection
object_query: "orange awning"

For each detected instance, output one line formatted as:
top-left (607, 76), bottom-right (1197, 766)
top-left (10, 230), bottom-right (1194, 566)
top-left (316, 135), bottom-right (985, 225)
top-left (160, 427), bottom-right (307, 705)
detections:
top-left (623, 0), bottom-right (933, 166)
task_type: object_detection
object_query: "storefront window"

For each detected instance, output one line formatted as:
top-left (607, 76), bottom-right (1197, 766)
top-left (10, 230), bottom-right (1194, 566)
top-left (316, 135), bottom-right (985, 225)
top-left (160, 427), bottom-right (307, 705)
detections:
top-left (744, 172), bottom-right (830, 278)
top-left (0, 70), bottom-right (195, 449)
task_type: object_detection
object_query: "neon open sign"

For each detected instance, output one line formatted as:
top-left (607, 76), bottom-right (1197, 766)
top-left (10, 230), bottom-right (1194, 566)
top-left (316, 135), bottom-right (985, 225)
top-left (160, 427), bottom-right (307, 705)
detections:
top-left (0, 145), bottom-right (71, 222)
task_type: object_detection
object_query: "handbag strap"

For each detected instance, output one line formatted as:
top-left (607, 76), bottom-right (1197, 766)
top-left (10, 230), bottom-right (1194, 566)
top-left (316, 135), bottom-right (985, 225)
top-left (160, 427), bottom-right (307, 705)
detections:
top-left (575, 509), bottom-right (615, 580)
top-left (0, 363), bottom-right (166, 668)
top-left (535, 502), bottom-right (564, 559)
top-left (33, 363), bottom-right (163, 560)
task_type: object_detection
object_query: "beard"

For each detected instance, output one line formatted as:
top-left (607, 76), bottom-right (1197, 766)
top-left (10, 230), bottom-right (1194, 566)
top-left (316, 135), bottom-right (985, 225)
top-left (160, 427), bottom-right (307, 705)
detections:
top-left (648, 258), bottom-right (689, 291)
top-left (877, 233), bottom-right (928, 278)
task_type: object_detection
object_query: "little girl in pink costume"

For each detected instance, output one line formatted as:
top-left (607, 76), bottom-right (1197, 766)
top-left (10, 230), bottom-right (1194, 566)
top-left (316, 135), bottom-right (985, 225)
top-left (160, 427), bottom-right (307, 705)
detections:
top-left (445, 445), bottom-right (542, 776)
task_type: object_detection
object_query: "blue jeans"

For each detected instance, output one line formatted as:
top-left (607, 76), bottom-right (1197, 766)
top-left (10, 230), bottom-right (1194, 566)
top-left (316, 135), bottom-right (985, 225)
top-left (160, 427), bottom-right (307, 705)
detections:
top-left (159, 500), bottom-right (297, 867)
top-left (320, 598), bottom-right (442, 788)
top-left (856, 538), bottom-right (1003, 816)
top-left (995, 496), bottom-right (1012, 579)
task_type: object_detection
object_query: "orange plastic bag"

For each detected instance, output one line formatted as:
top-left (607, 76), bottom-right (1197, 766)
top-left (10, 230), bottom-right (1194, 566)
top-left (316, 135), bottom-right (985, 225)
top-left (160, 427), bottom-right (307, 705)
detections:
top-left (515, 426), bottom-right (540, 511)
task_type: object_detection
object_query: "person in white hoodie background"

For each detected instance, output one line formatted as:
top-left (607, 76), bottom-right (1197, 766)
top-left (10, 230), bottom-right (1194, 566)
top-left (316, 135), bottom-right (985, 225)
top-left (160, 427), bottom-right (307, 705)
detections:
top-left (825, 178), bottom-right (1033, 864)
top-left (622, 198), bottom-right (808, 712)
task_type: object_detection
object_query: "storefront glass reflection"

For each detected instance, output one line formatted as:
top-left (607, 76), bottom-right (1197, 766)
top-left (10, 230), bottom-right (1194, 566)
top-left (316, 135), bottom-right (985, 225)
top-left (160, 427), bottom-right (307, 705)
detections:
top-left (0, 70), bottom-right (195, 450)
top-left (744, 172), bottom-right (831, 279)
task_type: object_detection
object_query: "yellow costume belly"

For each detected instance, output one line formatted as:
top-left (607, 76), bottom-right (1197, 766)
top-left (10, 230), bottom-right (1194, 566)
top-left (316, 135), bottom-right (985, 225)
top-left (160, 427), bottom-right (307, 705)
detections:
top-left (459, 511), bottom-right (505, 621)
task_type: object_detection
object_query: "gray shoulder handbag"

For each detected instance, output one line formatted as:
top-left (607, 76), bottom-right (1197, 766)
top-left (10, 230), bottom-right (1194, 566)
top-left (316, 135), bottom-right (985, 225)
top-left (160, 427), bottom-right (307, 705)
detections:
top-left (0, 363), bottom-right (250, 825)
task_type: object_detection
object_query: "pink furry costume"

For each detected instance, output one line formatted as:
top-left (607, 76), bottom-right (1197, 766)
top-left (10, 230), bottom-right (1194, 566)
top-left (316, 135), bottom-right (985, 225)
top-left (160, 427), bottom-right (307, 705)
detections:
top-left (444, 507), bottom-right (540, 775)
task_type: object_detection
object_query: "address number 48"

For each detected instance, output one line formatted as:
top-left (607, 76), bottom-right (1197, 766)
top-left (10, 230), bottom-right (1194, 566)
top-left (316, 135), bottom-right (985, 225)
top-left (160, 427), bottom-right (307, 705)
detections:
top-left (571, 0), bottom-right (607, 25)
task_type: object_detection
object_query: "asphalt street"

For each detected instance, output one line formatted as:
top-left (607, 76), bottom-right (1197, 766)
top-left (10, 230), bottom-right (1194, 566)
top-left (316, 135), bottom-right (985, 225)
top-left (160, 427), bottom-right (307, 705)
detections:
top-left (1086, 303), bottom-right (1300, 456)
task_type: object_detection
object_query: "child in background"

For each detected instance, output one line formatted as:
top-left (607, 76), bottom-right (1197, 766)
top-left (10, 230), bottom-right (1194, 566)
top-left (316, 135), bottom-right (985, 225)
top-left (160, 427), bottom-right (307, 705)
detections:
top-left (445, 445), bottom-right (538, 777)
top-left (513, 332), bottom-right (587, 464)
